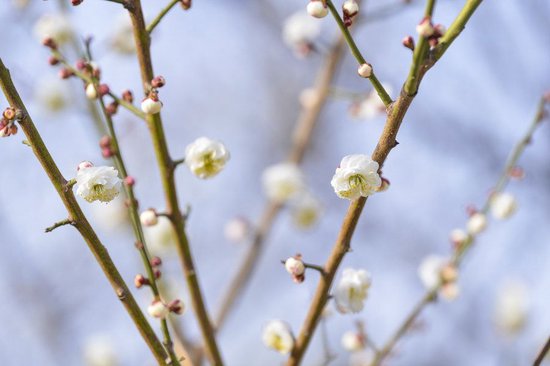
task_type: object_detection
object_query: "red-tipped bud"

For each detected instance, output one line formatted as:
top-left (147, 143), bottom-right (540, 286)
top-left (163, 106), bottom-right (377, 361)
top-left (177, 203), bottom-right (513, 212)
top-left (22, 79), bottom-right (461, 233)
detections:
top-left (42, 37), bottom-right (57, 50)
top-left (99, 135), bottom-right (111, 149)
top-left (98, 84), bottom-right (110, 97)
top-left (124, 176), bottom-right (136, 186)
top-left (402, 36), bottom-right (415, 51)
top-left (168, 299), bottom-right (185, 315)
top-left (48, 56), bottom-right (59, 66)
top-left (75, 59), bottom-right (87, 71)
top-left (58, 68), bottom-right (74, 79)
top-left (151, 256), bottom-right (162, 267)
top-left (3, 107), bottom-right (16, 121)
top-left (134, 274), bottom-right (150, 288)
top-left (151, 76), bottom-right (166, 88)
top-left (105, 102), bottom-right (118, 116)
top-left (180, 0), bottom-right (191, 10)
top-left (154, 269), bottom-right (162, 279)
top-left (122, 90), bottom-right (134, 103)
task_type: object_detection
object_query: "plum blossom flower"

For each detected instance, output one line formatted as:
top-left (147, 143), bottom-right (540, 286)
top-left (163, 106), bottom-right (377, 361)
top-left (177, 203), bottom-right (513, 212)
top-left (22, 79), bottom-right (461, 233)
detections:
top-left (331, 155), bottom-right (381, 200)
top-left (34, 13), bottom-right (73, 45)
top-left (494, 280), bottom-right (530, 334)
top-left (262, 163), bottom-right (305, 202)
top-left (282, 11), bottom-right (321, 56)
top-left (334, 268), bottom-right (372, 313)
top-left (262, 320), bottom-right (294, 354)
top-left (184, 137), bottom-right (230, 179)
top-left (75, 164), bottom-right (121, 203)
top-left (466, 212), bottom-right (487, 235)
top-left (290, 192), bottom-right (322, 229)
top-left (418, 255), bottom-right (446, 289)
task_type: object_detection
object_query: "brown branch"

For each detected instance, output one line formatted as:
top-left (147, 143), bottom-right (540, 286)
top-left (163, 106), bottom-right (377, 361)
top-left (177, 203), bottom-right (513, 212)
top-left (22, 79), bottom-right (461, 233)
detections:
top-left (0, 58), bottom-right (168, 366)
top-left (126, 1), bottom-right (223, 364)
top-left (214, 34), bottom-right (347, 331)
top-left (534, 336), bottom-right (550, 366)
top-left (287, 0), bottom-right (485, 363)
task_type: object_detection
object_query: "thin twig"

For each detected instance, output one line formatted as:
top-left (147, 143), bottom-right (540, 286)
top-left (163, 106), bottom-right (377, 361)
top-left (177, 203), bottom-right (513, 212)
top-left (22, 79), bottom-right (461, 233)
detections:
top-left (325, 0), bottom-right (392, 106)
top-left (146, 0), bottom-right (181, 35)
top-left (534, 336), bottom-right (550, 366)
top-left (126, 0), bottom-right (224, 364)
top-left (371, 97), bottom-right (548, 366)
top-left (0, 58), bottom-right (169, 366)
top-left (287, 0), bottom-right (484, 363)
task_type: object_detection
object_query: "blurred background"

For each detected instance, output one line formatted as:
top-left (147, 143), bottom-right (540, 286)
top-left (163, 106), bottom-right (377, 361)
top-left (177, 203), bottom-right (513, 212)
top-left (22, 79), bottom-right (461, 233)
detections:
top-left (0, 0), bottom-right (549, 365)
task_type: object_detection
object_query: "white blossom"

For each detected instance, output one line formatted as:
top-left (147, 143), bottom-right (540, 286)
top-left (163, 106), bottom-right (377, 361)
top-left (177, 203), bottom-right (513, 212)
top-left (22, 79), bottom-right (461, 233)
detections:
top-left (341, 331), bottom-right (364, 352)
top-left (449, 228), bottom-right (468, 246)
top-left (75, 165), bottom-right (121, 203)
top-left (140, 209), bottom-right (158, 227)
top-left (284, 257), bottom-right (305, 276)
top-left (34, 13), bottom-right (73, 45)
top-left (262, 163), bottom-right (305, 202)
top-left (418, 255), bottom-right (446, 289)
top-left (441, 282), bottom-right (460, 301)
top-left (282, 11), bottom-right (321, 53)
top-left (147, 301), bottom-right (169, 319)
top-left (467, 212), bottom-right (487, 235)
top-left (262, 320), bottom-right (294, 354)
top-left (331, 155), bottom-right (381, 200)
top-left (416, 18), bottom-right (434, 37)
top-left (334, 268), bottom-right (372, 313)
top-left (141, 96), bottom-right (162, 114)
top-left (184, 137), bottom-right (230, 179)
top-left (291, 192), bottom-right (322, 228)
top-left (494, 280), bottom-right (530, 334)
top-left (307, 0), bottom-right (328, 18)
top-left (83, 335), bottom-right (118, 366)
top-left (490, 192), bottom-right (517, 220)
top-left (224, 217), bottom-right (250, 243)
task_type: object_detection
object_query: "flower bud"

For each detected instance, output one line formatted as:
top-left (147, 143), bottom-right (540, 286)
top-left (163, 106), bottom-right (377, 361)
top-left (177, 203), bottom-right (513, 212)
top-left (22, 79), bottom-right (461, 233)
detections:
top-left (466, 212), bottom-right (487, 235)
top-left (402, 35), bottom-right (415, 51)
top-left (151, 75), bottom-right (166, 88)
top-left (72, 0), bottom-right (83, 5)
top-left (416, 17), bottom-right (434, 37)
top-left (441, 282), bottom-right (459, 301)
top-left (307, 0), bottom-right (328, 18)
top-left (490, 192), bottom-right (517, 220)
top-left (77, 161), bottom-right (94, 171)
top-left (48, 56), bottom-right (59, 66)
top-left (147, 300), bottom-right (169, 319)
top-left (134, 274), bottom-right (149, 288)
top-left (285, 256), bottom-right (305, 276)
top-left (449, 228), bottom-right (468, 247)
top-left (98, 84), bottom-right (110, 97)
top-left (168, 299), bottom-right (185, 315)
top-left (150, 256), bottom-right (162, 267)
top-left (342, 0), bottom-right (359, 18)
top-left (58, 68), bottom-right (74, 79)
top-left (101, 148), bottom-right (114, 158)
top-left (122, 89), bottom-right (134, 103)
top-left (440, 264), bottom-right (458, 283)
top-left (3, 107), bottom-right (16, 121)
top-left (105, 102), bottom-right (118, 116)
top-left (224, 217), bottom-right (250, 243)
top-left (181, 0), bottom-right (192, 10)
top-left (140, 209), bottom-right (159, 227)
top-left (357, 63), bottom-right (373, 78)
top-left (124, 176), bottom-right (136, 186)
top-left (141, 95), bottom-right (162, 115)
top-left (42, 37), bottom-right (57, 49)
top-left (85, 83), bottom-right (98, 100)
top-left (341, 331), bottom-right (364, 352)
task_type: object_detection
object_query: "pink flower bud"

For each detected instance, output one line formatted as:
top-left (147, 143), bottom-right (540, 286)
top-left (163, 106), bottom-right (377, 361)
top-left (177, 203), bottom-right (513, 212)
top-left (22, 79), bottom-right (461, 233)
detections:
top-left (124, 176), bottom-right (136, 186)
top-left (77, 161), bottom-right (94, 171)
top-left (122, 90), bottom-right (134, 103)
top-left (151, 76), bottom-right (166, 88)
top-left (168, 299), bottom-right (185, 315)
top-left (402, 36), bottom-right (415, 51)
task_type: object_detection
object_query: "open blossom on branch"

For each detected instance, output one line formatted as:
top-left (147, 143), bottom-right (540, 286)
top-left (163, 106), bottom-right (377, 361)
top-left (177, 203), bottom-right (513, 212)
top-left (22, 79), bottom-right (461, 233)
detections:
top-left (34, 13), bottom-right (73, 45)
top-left (75, 164), bottom-right (121, 203)
top-left (262, 320), bottom-right (294, 354)
top-left (262, 163), bottom-right (305, 202)
top-left (334, 268), bottom-right (372, 313)
top-left (282, 11), bottom-right (321, 56)
top-left (184, 137), bottom-right (230, 179)
top-left (331, 154), bottom-right (381, 200)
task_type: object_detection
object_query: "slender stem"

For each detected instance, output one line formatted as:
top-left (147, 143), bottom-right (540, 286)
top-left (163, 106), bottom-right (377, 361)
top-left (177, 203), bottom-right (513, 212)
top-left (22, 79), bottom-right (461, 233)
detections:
top-left (146, 0), bottom-right (181, 35)
top-left (214, 34), bottom-right (347, 331)
top-left (45, 218), bottom-right (74, 233)
top-left (534, 336), bottom-right (550, 366)
top-left (126, 1), bottom-right (224, 364)
top-left (325, 0), bottom-right (392, 107)
top-left (0, 58), bottom-right (168, 366)
top-left (371, 97), bottom-right (548, 366)
top-left (287, 0), bottom-right (484, 363)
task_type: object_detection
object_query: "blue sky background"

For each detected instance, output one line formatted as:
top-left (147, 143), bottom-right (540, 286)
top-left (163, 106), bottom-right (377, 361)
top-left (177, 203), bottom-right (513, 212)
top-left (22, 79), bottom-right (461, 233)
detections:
top-left (0, 0), bottom-right (549, 365)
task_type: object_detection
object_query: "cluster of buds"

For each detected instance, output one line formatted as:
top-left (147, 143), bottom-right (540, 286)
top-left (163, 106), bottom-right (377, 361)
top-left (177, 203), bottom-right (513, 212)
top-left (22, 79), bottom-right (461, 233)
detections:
top-left (284, 255), bottom-right (306, 283)
top-left (99, 135), bottom-right (115, 158)
top-left (134, 256), bottom-right (163, 289)
top-left (342, 0), bottom-right (359, 27)
top-left (147, 298), bottom-right (185, 319)
top-left (1, 107), bottom-right (19, 138)
top-left (415, 17), bottom-right (446, 47)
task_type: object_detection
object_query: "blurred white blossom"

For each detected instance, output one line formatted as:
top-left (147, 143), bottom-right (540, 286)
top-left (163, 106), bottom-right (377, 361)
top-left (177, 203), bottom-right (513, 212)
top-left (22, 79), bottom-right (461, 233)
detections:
top-left (145, 216), bottom-right (176, 254)
top-left (290, 192), bottom-right (322, 229)
top-left (224, 216), bottom-right (251, 243)
top-left (110, 14), bottom-right (135, 54)
top-left (490, 192), bottom-right (517, 220)
top-left (34, 76), bottom-right (71, 112)
top-left (34, 13), bottom-right (72, 45)
top-left (494, 280), bottom-right (530, 334)
top-left (90, 196), bottom-right (128, 231)
top-left (83, 335), bottom-right (118, 366)
top-left (341, 331), bottom-right (364, 352)
top-left (418, 255), bottom-right (446, 289)
top-left (262, 320), bottom-right (294, 354)
top-left (349, 84), bottom-right (392, 120)
top-left (262, 163), bottom-right (304, 202)
top-left (335, 268), bottom-right (372, 313)
top-left (466, 212), bottom-right (487, 235)
top-left (282, 11), bottom-right (321, 56)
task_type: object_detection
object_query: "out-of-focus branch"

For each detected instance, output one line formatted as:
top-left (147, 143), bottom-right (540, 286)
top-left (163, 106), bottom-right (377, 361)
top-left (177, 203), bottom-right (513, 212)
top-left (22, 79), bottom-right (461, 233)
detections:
top-left (125, 0), bottom-right (224, 364)
top-left (0, 58), bottom-right (168, 366)
top-left (214, 34), bottom-right (347, 331)
top-left (287, 0), bottom-right (484, 364)
top-left (371, 96), bottom-right (548, 366)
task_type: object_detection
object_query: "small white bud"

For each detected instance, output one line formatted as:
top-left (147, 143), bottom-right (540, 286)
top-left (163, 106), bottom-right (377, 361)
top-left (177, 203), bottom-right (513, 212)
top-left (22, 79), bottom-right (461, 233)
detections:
top-left (341, 331), bottom-right (364, 352)
top-left (449, 228), bottom-right (468, 246)
top-left (147, 300), bottom-right (169, 319)
top-left (440, 264), bottom-right (458, 283)
top-left (307, 0), bottom-right (328, 18)
top-left (416, 18), bottom-right (434, 37)
top-left (490, 192), bottom-right (517, 220)
top-left (78, 161), bottom-right (94, 171)
top-left (141, 96), bottom-right (162, 115)
top-left (140, 209), bottom-right (158, 227)
top-left (466, 212), bottom-right (487, 235)
top-left (342, 0), bottom-right (359, 17)
top-left (285, 257), bottom-right (305, 276)
top-left (83, 335), bottom-right (118, 366)
top-left (441, 282), bottom-right (459, 301)
top-left (85, 83), bottom-right (98, 100)
top-left (494, 280), bottom-right (529, 334)
top-left (357, 63), bottom-right (372, 78)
